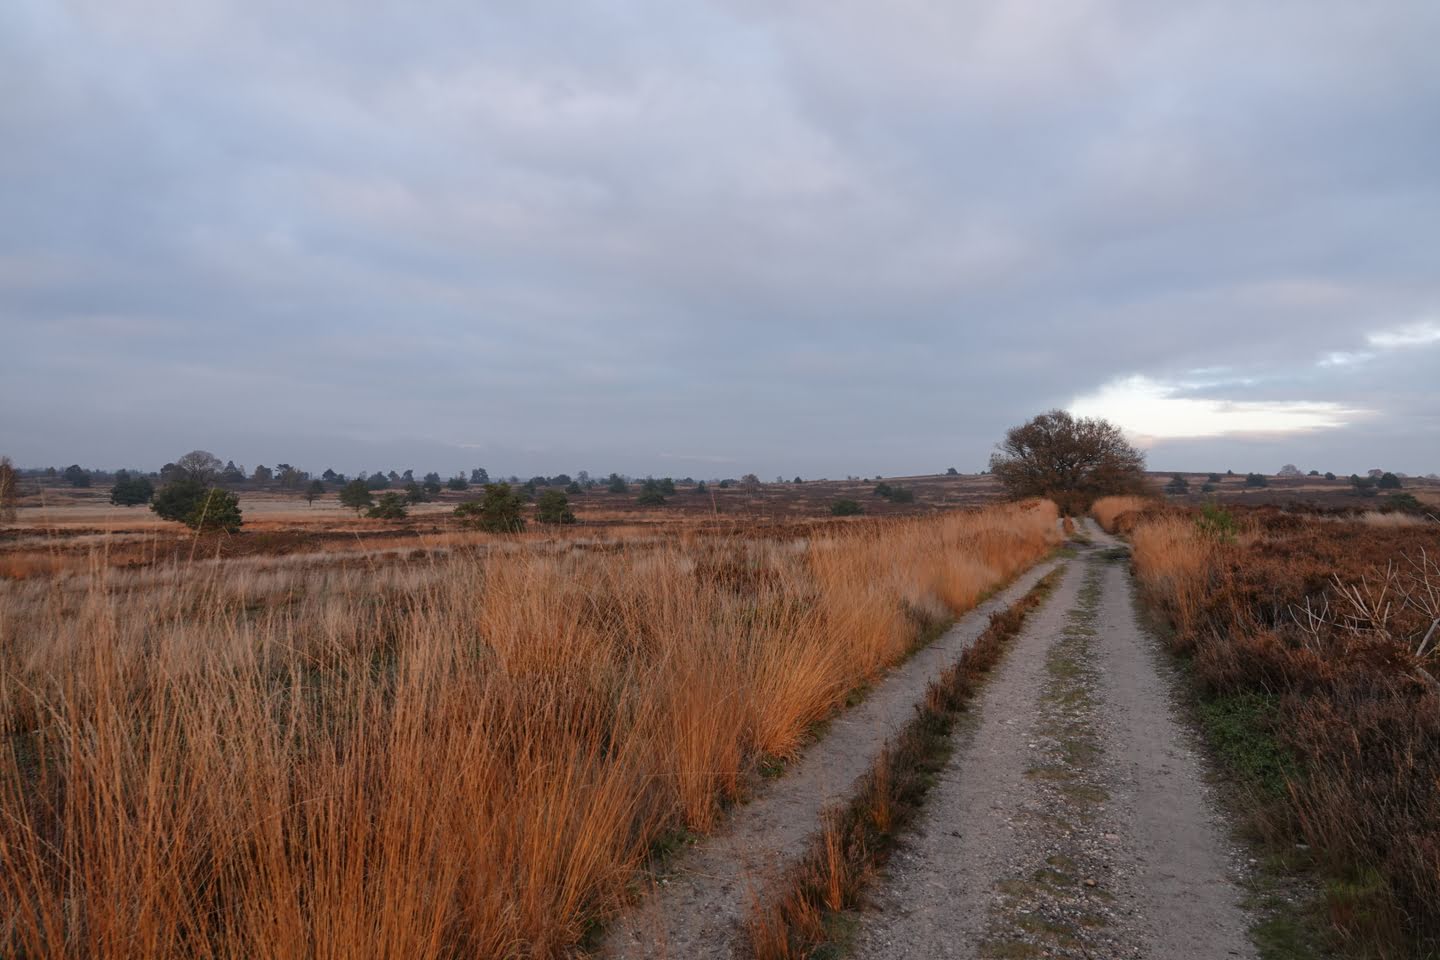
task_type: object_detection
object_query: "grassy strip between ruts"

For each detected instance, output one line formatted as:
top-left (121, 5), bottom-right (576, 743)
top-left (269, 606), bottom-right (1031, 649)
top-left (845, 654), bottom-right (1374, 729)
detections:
top-left (744, 565), bottom-right (1068, 959)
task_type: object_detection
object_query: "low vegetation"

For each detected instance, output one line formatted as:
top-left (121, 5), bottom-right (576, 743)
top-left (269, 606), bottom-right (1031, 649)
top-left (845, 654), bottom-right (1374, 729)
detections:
top-left (0, 501), bottom-right (1058, 958)
top-left (1095, 499), bottom-right (1440, 955)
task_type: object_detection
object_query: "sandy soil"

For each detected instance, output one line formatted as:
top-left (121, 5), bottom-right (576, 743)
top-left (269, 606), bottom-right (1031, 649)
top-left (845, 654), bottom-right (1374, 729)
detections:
top-left (853, 520), bottom-right (1255, 959)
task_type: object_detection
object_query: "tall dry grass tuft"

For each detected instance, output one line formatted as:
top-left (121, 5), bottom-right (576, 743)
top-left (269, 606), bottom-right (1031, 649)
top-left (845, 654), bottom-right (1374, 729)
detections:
top-left (0, 501), bottom-right (1058, 958)
top-left (1090, 495), bottom-right (1153, 534)
top-left (1128, 515), bottom-right (1221, 639)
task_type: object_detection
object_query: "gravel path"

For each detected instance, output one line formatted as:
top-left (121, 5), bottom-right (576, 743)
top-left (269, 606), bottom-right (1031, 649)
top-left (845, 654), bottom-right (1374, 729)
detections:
top-left (854, 520), bottom-right (1257, 959)
top-left (601, 558), bottom-right (1064, 960)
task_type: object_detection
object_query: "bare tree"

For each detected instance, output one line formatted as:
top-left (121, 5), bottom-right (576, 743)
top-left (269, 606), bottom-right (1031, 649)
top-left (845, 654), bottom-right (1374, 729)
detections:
top-left (989, 409), bottom-right (1147, 514)
top-left (175, 450), bottom-right (223, 484)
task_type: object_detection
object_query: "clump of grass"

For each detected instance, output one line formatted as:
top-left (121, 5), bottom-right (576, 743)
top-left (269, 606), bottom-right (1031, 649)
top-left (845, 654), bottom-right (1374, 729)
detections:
top-left (1090, 495), bottom-right (1154, 533)
top-left (745, 567), bottom-right (1065, 959)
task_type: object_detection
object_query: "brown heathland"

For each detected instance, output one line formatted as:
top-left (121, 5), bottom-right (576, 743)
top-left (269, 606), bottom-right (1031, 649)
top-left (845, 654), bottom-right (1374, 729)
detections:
top-left (1096, 498), bottom-right (1440, 955)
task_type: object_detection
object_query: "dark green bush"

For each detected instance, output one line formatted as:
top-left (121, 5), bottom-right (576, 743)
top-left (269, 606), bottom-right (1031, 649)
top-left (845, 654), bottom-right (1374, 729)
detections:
top-left (338, 479), bottom-right (374, 514)
top-left (455, 483), bottom-right (526, 533)
top-left (536, 489), bottom-right (576, 524)
top-left (109, 471), bottom-right (154, 506)
top-left (367, 493), bottom-right (408, 519)
top-left (831, 499), bottom-right (863, 516)
top-left (151, 480), bottom-right (205, 524)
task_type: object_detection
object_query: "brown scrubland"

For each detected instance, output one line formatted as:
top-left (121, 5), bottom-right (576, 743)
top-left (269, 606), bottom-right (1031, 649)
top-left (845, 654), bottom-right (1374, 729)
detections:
top-left (1093, 496), bottom-right (1440, 955)
top-left (0, 500), bottom-right (1058, 958)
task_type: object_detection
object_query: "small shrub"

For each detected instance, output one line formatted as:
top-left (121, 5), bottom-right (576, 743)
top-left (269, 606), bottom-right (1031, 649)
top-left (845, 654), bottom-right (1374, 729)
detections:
top-left (1244, 473), bottom-right (1269, 488)
top-left (187, 488), bottom-right (243, 533)
top-left (1195, 501), bottom-right (1238, 542)
top-left (1378, 472), bottom-right (1402, 490)
top-left (1350, 475), bottom-right (1378, 497)
top-left (887, 487), bottom-right (915, 503)
top-left (1383, 492), bottom-right (1424, 514)
top-left (367, 493), bottom-right (407, 520)
top-left (109, 471), bottom-right (154, 506)
top-left (1324, 472), bottom-right (1336, 481)
top-left (455, 483), bottom-right (526, 533)
top-left (151, 480), bottom-right (205, 524)
top-left (338, 479), bottom-right (374, 514)
top-left (830, 499), bottom-right (863, 516)
top-left (1165, 474), bottom-right (1190, 495)
top-left (447, 475), bottom-right (469, 491)
top-left (607, 474), bottom-right (628, 494)
top-left (873, 482), bottom-right (893, 498)
top-left (636, 490), bottom-right (667, 507)
top-left (535, 489), bottom-right (576, 524)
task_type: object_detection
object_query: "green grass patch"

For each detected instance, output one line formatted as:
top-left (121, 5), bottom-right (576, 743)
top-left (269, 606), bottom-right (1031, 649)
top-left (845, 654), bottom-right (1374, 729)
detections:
top-left (1196, 691), bottom-right (1299, 803)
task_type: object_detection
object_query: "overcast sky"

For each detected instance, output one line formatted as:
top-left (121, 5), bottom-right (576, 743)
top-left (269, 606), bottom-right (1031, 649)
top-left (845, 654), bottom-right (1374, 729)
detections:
top-left (3, 1), bottom-right (1437, 478)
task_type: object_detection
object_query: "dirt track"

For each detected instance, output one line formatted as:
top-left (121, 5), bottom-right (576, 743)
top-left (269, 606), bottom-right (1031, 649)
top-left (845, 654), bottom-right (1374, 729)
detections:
top-left (854, 520), bottom-right (1255, 958)
top-left (603, 521), bottom-right (1256, 958)
top-left (601, 558), bottom-right (1064, 959)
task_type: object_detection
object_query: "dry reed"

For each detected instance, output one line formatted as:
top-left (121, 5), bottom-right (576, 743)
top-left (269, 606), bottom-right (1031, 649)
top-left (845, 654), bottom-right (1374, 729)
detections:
top-left (0, 501), bottom-right (1057, 958)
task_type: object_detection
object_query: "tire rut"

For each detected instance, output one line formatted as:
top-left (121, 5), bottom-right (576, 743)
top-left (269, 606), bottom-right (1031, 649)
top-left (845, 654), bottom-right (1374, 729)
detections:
top-left (853, 521), bottom-right (1257, 959)
top-left (600, 557), bottom-right (1065, 960)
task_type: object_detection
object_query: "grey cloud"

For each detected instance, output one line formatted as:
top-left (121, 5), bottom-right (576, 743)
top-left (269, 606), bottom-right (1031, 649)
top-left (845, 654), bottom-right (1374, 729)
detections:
top-left (2, 0), bottom-right (1437, 477)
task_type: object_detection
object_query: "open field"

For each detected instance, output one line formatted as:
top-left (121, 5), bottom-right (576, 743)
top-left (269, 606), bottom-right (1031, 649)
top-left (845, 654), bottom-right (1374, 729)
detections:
top-left (0, 499), bottom-right (1059, 958)
top-left (5, 472), bottom-right (1439, 958)
top-left (6, 471), bottom-right (1436, 582)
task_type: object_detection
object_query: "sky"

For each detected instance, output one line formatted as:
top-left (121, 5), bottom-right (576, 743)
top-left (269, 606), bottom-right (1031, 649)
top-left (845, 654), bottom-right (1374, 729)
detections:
top-left (3, 0), bottom-right (1438, 479)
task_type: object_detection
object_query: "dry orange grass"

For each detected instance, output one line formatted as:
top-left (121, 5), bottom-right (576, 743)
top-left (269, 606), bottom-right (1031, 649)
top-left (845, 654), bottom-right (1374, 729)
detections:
top-left (1127, 515), bottom-right (1222, 636)
top-left (1090, 495), bottom-right (1152, 533)
top-left (0, 501), bottom-right (1057, 958)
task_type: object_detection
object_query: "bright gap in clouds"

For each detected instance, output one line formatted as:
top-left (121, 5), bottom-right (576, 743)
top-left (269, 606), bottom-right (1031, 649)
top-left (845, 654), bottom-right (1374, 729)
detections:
top-left (1070, 375), bottom-right (1367, 445)
top-left (1367, 320), bottom-right (1440, 349)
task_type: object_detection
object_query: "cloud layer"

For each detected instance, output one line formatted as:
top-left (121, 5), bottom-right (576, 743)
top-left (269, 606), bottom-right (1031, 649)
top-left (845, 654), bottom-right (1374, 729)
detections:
top-left (3, 1), bottom-right (1438, 476)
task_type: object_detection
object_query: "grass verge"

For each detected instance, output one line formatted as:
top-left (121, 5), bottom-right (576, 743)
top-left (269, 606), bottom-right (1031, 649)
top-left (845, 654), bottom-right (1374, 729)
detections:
top-left (743, 565), bottom-right (1067, 959)
top-left (1126, 559), bottom-right (1344, 959)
